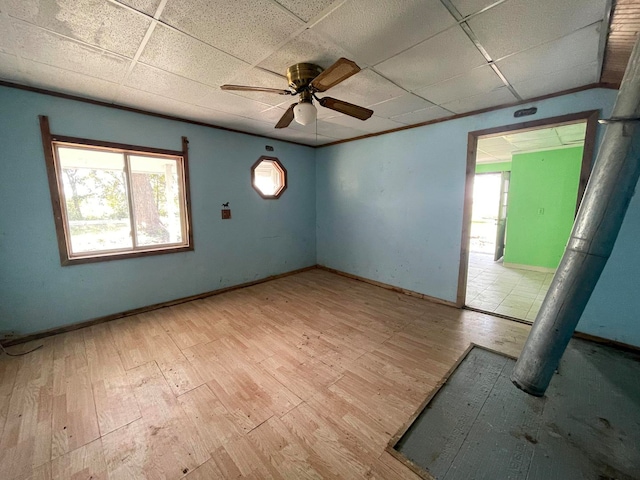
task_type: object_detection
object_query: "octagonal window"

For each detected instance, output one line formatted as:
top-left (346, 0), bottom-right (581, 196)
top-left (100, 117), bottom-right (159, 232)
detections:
top-left (251, 156), bottom-right (287, 199)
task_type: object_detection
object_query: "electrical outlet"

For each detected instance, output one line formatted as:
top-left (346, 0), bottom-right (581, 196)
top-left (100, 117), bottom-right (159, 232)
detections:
top-left (221, 209), bottom-right (231, 219)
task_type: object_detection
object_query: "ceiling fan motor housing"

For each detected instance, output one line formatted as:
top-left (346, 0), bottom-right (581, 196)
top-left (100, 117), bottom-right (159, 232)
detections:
top-left (286, 63), bottom-right (324, 92)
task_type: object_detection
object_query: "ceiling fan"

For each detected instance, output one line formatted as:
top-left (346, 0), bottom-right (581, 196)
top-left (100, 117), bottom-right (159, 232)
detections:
top-left (220, 58), bottom-right (374, 129)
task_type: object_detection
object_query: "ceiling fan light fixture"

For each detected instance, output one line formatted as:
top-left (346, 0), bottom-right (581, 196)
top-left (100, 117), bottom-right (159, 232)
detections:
top-left (293, 101), bottom-right (316, 125)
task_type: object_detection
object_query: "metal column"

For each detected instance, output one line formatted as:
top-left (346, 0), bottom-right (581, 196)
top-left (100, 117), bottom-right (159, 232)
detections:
top-left (511, 37), bottom-right (640, 396)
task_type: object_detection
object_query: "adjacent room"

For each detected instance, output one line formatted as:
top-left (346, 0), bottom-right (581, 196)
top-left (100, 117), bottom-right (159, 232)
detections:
top-left (1, 0), bottom-right (639, 479)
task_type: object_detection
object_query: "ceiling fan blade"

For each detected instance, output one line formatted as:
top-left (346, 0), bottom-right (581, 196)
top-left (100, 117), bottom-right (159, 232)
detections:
top-left (220, 84), bottom-right (292, 95)
top-left (310, 58), bottom-right (361, 92)
top-left (275, 103), bottom-right (296, 129)
top-left (318, 97), bottom-right (373, 120)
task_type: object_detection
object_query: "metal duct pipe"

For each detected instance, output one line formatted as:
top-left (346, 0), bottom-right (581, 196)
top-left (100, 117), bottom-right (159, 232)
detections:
top-left (511, 37), bottom-right (640, 397)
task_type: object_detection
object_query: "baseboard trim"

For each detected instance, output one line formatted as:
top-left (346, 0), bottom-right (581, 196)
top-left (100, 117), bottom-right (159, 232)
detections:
top-left (2, 265), bottom-right (317, 347)
top-left (503, 262), bottom-right (556, 274)
top-left (317, 265), bottom-right (458, 308)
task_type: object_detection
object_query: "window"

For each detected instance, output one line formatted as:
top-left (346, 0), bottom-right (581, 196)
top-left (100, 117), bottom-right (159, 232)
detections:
top-left (40, 116), bottom-right (193, 265)
top-left (251, 156), bottom-right (287, 198)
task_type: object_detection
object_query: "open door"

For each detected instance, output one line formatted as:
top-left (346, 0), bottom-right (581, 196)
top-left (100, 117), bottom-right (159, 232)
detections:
top-left (494, 171), bottom-right (510, 261)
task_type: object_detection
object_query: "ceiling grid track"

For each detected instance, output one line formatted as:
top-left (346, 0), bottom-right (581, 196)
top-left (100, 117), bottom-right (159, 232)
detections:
top-left (439, 0), bottom-right (523, 101)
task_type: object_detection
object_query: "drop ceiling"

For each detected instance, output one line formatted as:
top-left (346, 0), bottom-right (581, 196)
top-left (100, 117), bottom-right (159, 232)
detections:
top-left (0, 0), bottom-right (620, 146)
top-left (476, 122), bottom-right (587, 163)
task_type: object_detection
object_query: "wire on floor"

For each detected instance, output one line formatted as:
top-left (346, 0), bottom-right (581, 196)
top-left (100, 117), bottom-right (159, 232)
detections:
top-left (0, 342), bottom-right (43, 356)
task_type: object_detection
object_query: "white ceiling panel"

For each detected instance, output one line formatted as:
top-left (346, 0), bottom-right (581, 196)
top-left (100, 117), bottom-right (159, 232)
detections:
top-left (512, 62), bottom-right (600, 99)
top-left (124, 63), bottom-right (217, 106)
top-left (509, 138), bottom-right (563, 150)
top-left (0, 13), bottom-right (15, 54)
top-left (22, 59), bottom-right (119, 102)
top-left (311, 0), bottom-right (457, 65)
top-left (12, 20), bottom-right (130, 83)
top-left (321, 68), bottom-right (406, 108)
top-left (315, 120), bottom-right (372, 140)
top-left (0, 0), bottom-right (614, 146)
top-left (375, 26), bottom-right (487, 91)
top-left (0, 52), bottom-right (23, 83)
top-left (160, 0), bottom-right (303, 64)
top-left (450, 0), bottom-right (496, 18)
top-left (557, 123), bottom-right (587, 143)
top-left (476, 148), bottom-right (503, 163)
top-left (139, 24), bottom-right (251, 88)
top-left (467, 0), bottom-right (607, 60)
top-left (274, 0), bottom-right (339, 22)
top-left (440, 86), bottom-right (517, 114)
top-left (368, 94), bottom-right (436, 118)
top-left (118, 0), bottom-right (163, 16)
top-left (258, 28), bottom-right (355, 75)
top-left (4, 0), bottom-right (151, 58)
top-left (497, 23), bottom-right (602, 85)
top-left (415, 65), bottom-right (504, 105)
top-left (390, 105), bottom-right (452, 125)
top-left (324, 114), bottom-right (405, 133)
top-left (196, 89), bottom-right (275, 118)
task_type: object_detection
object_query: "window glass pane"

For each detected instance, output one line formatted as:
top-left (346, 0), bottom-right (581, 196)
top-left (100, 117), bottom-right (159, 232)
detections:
top-left (57, 147), bottom-right (133, 254)
top-left (255, 160), bottom-right (280, 195)
top-left (129, 155), bottom-right (183, 246)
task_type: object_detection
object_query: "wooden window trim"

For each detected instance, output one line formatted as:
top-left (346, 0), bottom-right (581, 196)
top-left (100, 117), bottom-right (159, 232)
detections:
top-left (251, 156), bottom-right (288, 199)
top-left (39, 115), bottom-right (194, 266)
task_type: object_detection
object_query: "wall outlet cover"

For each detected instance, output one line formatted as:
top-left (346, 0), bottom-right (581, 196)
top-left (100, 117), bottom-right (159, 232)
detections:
top-left (221, 209), bottom-right (231, 219)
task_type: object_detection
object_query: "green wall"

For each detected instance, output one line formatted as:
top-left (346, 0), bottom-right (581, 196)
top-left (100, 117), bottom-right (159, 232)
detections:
top-left (504, 146), bottom-right (583, 269)
top-left (475, 161), bottom-right (512, 173)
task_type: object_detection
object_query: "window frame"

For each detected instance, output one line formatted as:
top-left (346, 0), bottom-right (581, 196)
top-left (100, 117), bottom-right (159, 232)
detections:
top-left (251, 156), bottom-right (287, 199)
top-left (39, 115), bottom-right (194, 266)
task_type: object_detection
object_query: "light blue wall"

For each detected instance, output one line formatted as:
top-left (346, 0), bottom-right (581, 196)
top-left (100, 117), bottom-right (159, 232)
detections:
top-left (316, 88), bottom-right (618, 303)
top-left (0, 86), bottom-right (316, 335)
top-left (579, 137), bottom-right (640, 347)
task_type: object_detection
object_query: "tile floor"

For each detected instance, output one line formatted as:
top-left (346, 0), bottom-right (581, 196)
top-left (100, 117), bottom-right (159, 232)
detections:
top-left (465, 251), bottom-right (555, 322)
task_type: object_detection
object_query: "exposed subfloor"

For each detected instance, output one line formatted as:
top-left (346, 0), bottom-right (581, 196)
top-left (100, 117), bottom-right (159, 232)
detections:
top-left (395, 341), bottom-right (640, 480)
top-left (466, 251), bottom-right (555, 321)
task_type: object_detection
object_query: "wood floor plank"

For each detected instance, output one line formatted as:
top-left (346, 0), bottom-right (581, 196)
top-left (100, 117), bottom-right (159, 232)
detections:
top-left (0, 340), bottom-right (54, 480)
top-left (0, 269), bottom-right (533, 480)
top-left (51, 331), bottom-right (100, 459)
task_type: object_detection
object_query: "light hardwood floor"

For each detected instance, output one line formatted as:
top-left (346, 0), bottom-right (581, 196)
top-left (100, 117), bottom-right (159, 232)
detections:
top-left (0, 269), bottom-right (531, 479)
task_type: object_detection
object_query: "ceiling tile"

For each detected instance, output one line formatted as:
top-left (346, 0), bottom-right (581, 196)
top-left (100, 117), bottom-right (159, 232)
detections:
top-left (511, 62), bottom-right (600, 99)
top-left (12, 20), bottom-right (130, 83)
top-left (269, 127), bottom-right (335, 144)
top-left (21, 59), bottom-right (119, 102)
top-left (315, 121), bottom-right (371, 140)
top-left (311, 0), bottom-right (456, 65)
top-left (124, 63), bottom-right (217, 105)
top-left (467, 0), bottom-right (607, 60)
top-left (118, 0), bottom-right (162, 16)
top-left (160, 0), bottom-right (303, 64)
top-left (0, 52), bottom-right (23, 83)
top-left (497, 23), bottom-right (601, 85)
top-left (450, 0), bottom-right (497, 18)
top-left (511, 137), bottom-right (563, 150)
top-left (415, 65), bottom-right (503, 105)
top-left (274, 0), bottom-right (338, 22)
top-left (478, 136), bottom-right (514, 152)
top-left (324, 114), bottom-right (404, 133)
top-left (368, 94), bottom-right (435, 118)
top-left (0, 14), bottom-right (15, 54)
top-left (320, 68), bottom-right (406, 108)
top-left (440, 86), bottom-right (517, 114)
top-left (116, 86), bottom-right (208, 118)
top-left (503, 127), bottom-right (559, 143)
top-left (139, 24), bottom-right (251, 88)
top-left (375, 26), bottom-right (487, 91)
top-left (556, 123), bottom-right (587, 143)
top-left (4, 0), bottom-right (151, 58)
top-left (390, 105), bottom-right (452, 125)
top-left (196, 89), bottom-right (274, 118)
top-left (224, 67), bottom-right (290, 106)
top-left (258, 28), bottom-right (355, 75)
top-left (476, 149), bottom-right (500, 163)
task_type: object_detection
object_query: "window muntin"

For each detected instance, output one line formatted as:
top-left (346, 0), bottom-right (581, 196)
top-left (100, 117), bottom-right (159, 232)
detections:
top-left (52, 142), bottom-right (190, 262)
top-left (251, 156), bottom-right (287, 198)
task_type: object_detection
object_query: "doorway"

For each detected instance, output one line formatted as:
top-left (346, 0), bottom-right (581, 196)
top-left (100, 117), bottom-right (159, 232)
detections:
top-left (457, 110), bottom-right (599, 323)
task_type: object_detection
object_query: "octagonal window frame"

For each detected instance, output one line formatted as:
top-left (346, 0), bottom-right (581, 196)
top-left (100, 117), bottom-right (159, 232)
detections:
top-left (251, 156), bottom-right (288, 199)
